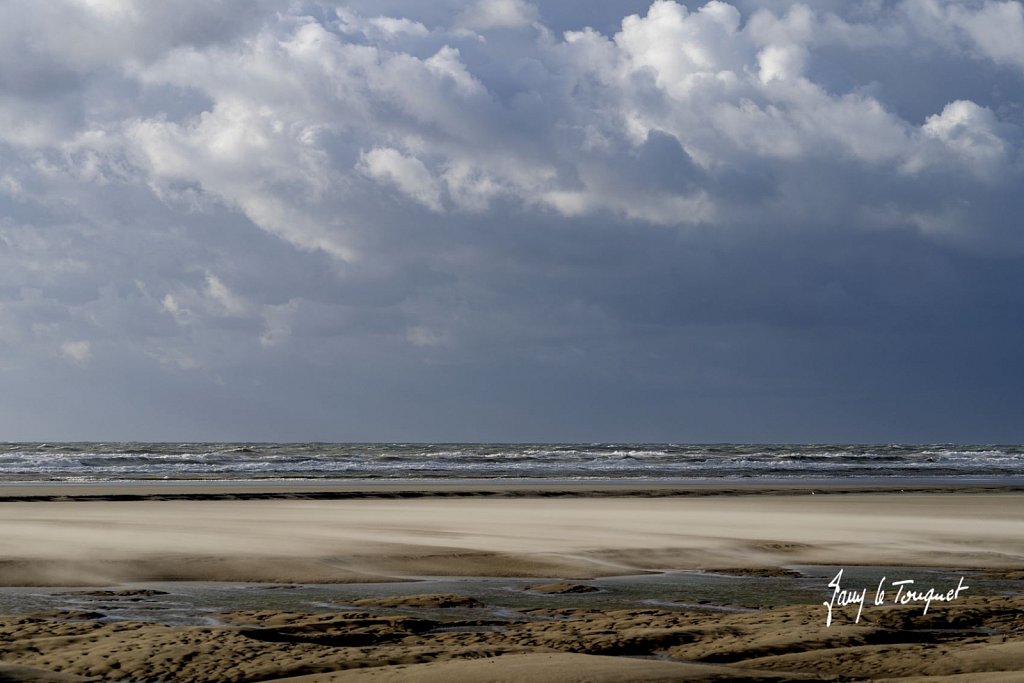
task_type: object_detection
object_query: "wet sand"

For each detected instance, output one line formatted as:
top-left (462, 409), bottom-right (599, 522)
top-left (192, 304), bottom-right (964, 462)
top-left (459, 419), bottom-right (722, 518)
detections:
top-left (0, 483), bottom-right (1022, 680)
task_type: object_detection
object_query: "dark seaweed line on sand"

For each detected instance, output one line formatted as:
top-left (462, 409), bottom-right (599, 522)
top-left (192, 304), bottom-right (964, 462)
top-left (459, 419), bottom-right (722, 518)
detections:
top-left (1, 485), bottom-right (1023, 502)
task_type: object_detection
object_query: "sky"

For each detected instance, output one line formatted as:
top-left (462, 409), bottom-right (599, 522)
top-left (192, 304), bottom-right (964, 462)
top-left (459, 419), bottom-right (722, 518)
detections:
top-left (1, 0), bottom-right (1023, 443)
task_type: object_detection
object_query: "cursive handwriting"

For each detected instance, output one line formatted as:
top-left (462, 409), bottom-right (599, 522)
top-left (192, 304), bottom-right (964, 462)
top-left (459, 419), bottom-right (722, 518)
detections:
top-left (823, 569), bottom-right (969, 627)
top-left (823, 568), bottom-right (865, 626)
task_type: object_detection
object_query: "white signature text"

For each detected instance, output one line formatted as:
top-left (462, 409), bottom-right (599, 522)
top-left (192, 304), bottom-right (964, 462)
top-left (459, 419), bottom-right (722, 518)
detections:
top-left (823, 568), bottom-right (969, 627)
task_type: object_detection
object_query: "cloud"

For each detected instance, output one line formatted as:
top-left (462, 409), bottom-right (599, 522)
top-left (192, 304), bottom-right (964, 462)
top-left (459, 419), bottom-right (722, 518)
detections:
top-left (360, 147), bottom-right (444, 211)
top-left (915, 99), bottom-right (1011, 180)
top-left (204, 274), bottom-right (248, 316)
top-left (336, 9), bottom-right (430, 40)
top-left (60, 340), bottom-right (92, 363)
top-left (905, 0), bottom-right (1024, 70)
top-left (456, 0), bottom-right (539, 31)
top-left (0, 1), bottom-right (1022, 440)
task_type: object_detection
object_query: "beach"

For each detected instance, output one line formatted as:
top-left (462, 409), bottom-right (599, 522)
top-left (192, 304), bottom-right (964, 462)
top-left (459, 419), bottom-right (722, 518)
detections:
top-left (5, 0), bottom-right (1024, 676)
top-left (1, 482), bottom-right (1023, 681)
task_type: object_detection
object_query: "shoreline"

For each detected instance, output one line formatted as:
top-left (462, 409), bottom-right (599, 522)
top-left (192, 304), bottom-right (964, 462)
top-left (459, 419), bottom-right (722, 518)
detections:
top-left (2, 477), bottom-right (1024, 501)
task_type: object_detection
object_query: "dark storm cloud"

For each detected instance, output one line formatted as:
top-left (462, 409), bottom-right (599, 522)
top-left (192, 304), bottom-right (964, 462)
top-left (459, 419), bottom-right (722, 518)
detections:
top-left (1, 0), bottom-right (1022, 441)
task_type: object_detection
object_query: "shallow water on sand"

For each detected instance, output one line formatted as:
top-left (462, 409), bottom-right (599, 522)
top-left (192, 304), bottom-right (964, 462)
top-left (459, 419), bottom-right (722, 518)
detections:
top-left (1, 566), bottom-right (1019, 627)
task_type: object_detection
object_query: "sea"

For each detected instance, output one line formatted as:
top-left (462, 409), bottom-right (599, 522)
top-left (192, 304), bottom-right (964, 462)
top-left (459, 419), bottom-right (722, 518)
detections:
top-left (0, 443), bottom-right (1021, 483)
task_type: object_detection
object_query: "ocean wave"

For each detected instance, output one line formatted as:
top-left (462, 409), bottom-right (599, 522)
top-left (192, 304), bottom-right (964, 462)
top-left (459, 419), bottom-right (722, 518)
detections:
top-left (0, 443), bottom-right (1021, 482)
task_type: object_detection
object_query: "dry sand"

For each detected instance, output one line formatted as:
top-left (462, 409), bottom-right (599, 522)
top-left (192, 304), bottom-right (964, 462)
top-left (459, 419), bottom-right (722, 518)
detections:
top-left (0, 485), bottom-right (1022, 680)
top-left (1, 490), bottom-right (1023, 584)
